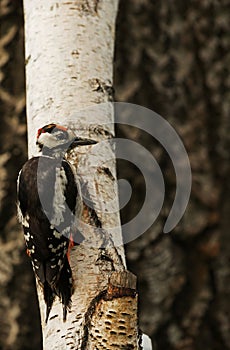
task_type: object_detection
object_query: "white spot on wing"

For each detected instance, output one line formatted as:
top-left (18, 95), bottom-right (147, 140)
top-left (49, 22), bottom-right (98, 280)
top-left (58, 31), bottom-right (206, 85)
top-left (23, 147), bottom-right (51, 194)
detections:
top-left (50, 242), bottom-right (67, 253)
top-left (53, 230), bottom-right (62, 239)
top-left (24, 232), bottom-right (30, 241)
top-left (29, 246), bottom-right (35, 254)
top-left (23, 215), bottom-right (30, 228)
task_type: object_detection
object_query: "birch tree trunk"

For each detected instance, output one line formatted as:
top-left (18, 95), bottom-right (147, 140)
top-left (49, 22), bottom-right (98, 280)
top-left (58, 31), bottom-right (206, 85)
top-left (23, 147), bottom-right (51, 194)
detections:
top-left (23, 0), bottom-right (139, 349)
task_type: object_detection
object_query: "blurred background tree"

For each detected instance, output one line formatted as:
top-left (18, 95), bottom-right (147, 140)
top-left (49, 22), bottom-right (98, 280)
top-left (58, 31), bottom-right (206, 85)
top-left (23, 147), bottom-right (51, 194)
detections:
top-left (0, 0), bottom-right (229, 349)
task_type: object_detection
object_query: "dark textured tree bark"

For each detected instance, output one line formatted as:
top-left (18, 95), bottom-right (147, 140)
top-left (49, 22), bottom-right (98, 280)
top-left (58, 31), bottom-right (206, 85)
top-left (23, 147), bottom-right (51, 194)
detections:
top-left (115, 1), bottom-right (230, 349)
top-left (0, 1), bottom-right (41, 349)
top-left (0, 0), bottom-right (229, 349)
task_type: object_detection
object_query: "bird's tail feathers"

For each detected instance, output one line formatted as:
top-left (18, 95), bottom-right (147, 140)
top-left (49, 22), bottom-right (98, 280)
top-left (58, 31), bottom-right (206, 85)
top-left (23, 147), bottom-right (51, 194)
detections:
top-left (43, 281), bottom-right (55, 323)
top-left (55, 256), bottom-right (74, 321)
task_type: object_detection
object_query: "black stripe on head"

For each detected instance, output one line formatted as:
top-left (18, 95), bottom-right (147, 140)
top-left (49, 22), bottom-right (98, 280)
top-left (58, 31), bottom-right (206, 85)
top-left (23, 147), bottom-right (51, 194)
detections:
top-left (37, 124), bottom-right (57, 139)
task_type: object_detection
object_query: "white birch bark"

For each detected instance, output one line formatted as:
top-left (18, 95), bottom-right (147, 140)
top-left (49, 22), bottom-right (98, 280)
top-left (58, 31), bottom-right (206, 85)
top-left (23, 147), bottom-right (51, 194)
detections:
top-left (23, 0), bottom-right (139, 349)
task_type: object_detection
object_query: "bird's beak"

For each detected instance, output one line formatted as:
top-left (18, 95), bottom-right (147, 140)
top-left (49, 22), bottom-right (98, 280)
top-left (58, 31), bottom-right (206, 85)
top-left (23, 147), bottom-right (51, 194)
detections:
top-left (71, 137), bottom-right (98, 147)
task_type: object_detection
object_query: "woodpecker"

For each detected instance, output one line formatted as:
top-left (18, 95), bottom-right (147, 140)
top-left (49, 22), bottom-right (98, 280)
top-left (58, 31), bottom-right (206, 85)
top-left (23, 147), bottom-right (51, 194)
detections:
top-left (17, 123), bottom-right (96, 322)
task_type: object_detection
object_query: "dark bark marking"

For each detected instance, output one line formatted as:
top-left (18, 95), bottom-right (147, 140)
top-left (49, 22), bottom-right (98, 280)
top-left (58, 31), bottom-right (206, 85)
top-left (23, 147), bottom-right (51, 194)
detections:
top-left (80, 179), bottom-right (125, 269)
top-left (80, 180), bottom-right (103, 229)
top-left (98, 166), bottom-right (115, 181)
top-left (85, 0), bottom-right (100, 15)
top-left (25, 54), bottom-right (31, 65)
top-left (49, 314), bottom-right (58, 320)
top-left (89, 78), bottom-right (115, 101)
top-left (93, 126), bottom-right (114, 139)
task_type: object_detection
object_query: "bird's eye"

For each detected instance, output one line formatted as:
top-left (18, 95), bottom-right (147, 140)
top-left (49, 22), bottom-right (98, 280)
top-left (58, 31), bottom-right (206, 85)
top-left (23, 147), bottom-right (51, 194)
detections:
top-left (56, 132), bottom-right (67, 140)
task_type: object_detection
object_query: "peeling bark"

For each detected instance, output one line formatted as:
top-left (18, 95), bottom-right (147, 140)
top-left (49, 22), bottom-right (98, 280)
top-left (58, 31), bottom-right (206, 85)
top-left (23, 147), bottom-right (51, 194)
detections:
top-left (82, 271), bottom-right (138, 349)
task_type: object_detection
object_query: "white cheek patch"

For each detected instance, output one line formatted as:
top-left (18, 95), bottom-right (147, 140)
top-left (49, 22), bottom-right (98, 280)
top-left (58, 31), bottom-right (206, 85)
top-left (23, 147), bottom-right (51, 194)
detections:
top-left (38, 133), bottom-right (57, 148)
top-left (37, 131), bottom-right (70, 149)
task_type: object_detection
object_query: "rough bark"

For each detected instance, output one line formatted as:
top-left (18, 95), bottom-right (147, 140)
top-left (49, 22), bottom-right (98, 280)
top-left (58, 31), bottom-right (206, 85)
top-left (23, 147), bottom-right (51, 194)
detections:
top-left (0, 1), bottom-right (42, 349)
top-left (115, 1), bottom-right (230, 349)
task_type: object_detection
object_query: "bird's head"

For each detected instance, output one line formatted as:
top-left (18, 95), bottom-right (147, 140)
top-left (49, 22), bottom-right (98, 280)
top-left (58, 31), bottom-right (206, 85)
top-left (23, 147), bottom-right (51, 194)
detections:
top-left (36, 123), bottom-right (97, 156)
